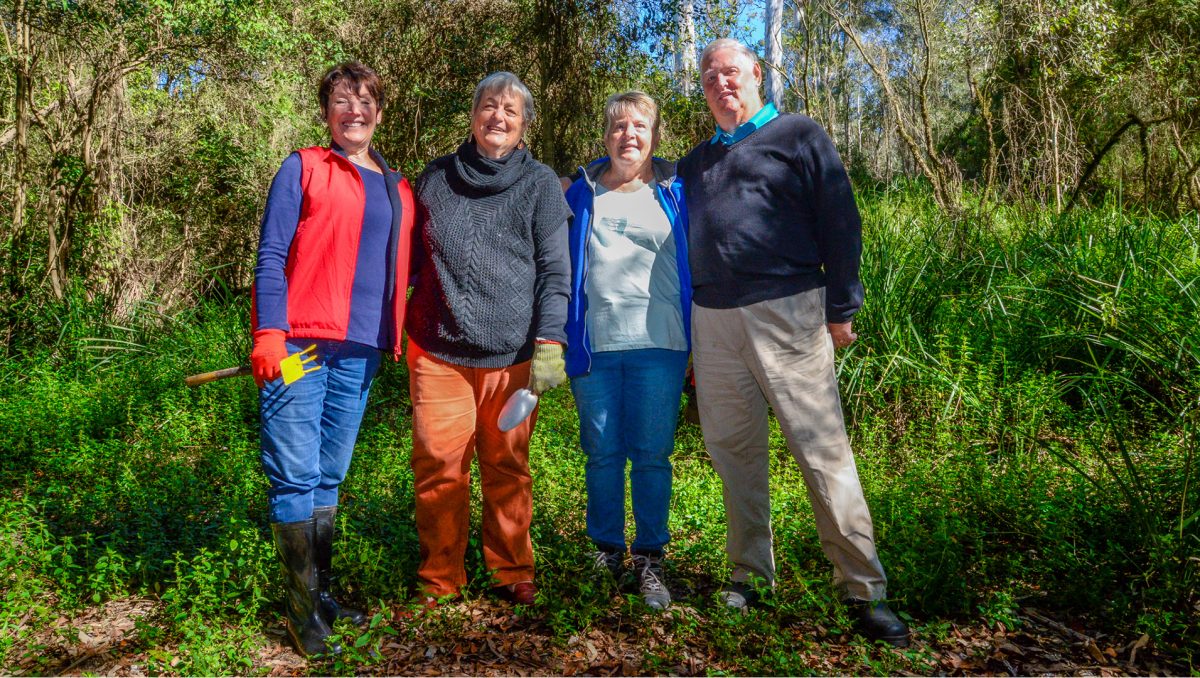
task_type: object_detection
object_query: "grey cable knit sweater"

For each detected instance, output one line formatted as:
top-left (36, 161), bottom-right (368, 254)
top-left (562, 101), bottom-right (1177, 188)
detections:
top-left (406, 140), bottom-right (571, 368)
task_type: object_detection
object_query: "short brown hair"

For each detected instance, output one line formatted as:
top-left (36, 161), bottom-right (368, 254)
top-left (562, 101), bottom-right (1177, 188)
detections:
top-left (318, 61), bottom-right (384, 112)
top-left (603, 91), bottom-right (661, 139)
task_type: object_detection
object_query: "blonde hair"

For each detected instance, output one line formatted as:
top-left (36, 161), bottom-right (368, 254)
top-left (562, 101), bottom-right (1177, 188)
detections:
top-left (603, 90), bottom-right (661, 140)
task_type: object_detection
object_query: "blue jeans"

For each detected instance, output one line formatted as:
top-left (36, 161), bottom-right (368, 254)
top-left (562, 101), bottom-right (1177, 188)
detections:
top-left (570, 348), bottom-right (688, 554)
top-left (259, 339), bottom-right (381, 524)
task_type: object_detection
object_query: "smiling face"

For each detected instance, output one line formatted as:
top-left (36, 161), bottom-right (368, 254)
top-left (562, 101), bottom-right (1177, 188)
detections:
top-left (604, 105), bottom-right (657, 172)
top-left (323, 80), bottom-right (382, 154)
top-left (701, 47), bottom-right (764, 131)
top-left (472, 89), bottom-right (527, 159)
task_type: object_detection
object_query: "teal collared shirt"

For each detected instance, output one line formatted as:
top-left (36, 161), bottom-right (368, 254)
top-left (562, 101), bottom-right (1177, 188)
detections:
top-left (710, 102), bottom-right (779, 146)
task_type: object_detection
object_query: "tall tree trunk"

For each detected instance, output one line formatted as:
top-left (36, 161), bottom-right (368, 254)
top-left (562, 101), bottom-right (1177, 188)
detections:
top-left (676, 0), bottom-right (697, 95)
top-left (1050, 98), bottom-right (1062, 211)
top-left (840, 31), bottom-right (850, 157)
top-left (913, 0), bottom-right (960, 203)
top-left (765, 0), bottom-right (784, 109)
top-left (968, 71), bottom-right (997, 199)
top-left (1169, 122), bottom-right (1200, 213)
top-left (8, 0), bottom-right (32, 299)
top-left (797, 0), bottom-right (813, 114)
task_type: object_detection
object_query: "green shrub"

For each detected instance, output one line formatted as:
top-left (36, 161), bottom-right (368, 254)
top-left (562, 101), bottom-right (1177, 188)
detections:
top-left (1, 192), bottom-right (1196, 671)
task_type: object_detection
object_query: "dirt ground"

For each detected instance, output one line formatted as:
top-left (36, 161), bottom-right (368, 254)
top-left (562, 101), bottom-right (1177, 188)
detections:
top-left (10, 594), bottom-right (1189, 676)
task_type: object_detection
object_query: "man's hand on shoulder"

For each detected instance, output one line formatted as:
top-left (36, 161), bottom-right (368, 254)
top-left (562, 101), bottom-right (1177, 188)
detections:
top-left (828, 321), bottom-right (857, 349)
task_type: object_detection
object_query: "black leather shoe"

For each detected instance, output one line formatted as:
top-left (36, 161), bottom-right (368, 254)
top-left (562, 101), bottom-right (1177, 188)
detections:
top-left (312, 506), bottom-right (368, 627)
top-left (271, 519), bottom-right (340, 656)
top-left (846, 599), bottom-right (910, 647)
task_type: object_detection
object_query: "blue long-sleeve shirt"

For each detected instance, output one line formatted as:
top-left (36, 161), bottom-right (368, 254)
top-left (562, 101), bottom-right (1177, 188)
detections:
top-left (254, 151), bottom-right (395, 348)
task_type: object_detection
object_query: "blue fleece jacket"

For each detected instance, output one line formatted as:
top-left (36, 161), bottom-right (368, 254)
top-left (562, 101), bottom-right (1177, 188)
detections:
top-left (563, 157), bottom-right (692, 377)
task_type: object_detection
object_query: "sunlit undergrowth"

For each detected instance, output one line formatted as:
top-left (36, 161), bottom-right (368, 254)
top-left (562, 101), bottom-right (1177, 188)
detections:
top-left (1, 190), bottom-right (1196, 674)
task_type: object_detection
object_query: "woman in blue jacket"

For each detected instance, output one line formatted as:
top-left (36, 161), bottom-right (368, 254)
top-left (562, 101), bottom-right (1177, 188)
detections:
top-left (563, 91), bottom-right (691, 611)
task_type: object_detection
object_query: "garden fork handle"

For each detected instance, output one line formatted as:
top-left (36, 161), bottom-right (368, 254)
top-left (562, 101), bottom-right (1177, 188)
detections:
top-left (184, 365), bottom-right (251, 387)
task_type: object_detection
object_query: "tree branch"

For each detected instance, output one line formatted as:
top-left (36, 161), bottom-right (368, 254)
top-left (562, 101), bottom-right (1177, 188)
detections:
top-left (1063, 114), bottom-right (1171, 213)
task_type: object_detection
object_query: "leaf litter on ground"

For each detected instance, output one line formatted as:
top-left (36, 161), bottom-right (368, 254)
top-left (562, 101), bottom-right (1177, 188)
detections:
top-left (12, 596), bottom-right (1190, 676)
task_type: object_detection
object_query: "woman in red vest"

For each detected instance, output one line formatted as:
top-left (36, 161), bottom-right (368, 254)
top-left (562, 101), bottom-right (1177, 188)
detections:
top-left (250, 61), bottom-right (414, 656)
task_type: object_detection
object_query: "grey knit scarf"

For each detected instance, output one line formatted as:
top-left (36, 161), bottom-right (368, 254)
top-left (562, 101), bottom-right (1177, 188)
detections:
top-left (452, 138), bottom-right (531, 195)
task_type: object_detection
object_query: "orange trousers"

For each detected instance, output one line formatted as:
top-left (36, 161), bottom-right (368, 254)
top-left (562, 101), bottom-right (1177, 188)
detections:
top-left (406, 341), bottom-right (538, 597)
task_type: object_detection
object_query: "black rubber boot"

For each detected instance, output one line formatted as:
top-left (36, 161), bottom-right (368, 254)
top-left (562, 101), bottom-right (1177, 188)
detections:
top-left (271, 519), bottom-right (339, 656)
top-left (846, 599), bottom-right (911, 647)
top-left (312, 506), bottom-right (367, 627)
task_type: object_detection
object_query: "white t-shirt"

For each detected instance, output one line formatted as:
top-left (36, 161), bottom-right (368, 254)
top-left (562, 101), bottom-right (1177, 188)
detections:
top-left (584, 183), bottom-right (687, 353)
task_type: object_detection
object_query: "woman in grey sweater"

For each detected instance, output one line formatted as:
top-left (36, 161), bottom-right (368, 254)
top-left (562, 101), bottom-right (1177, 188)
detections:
top-left (404, 71), bottom-right (571, 607)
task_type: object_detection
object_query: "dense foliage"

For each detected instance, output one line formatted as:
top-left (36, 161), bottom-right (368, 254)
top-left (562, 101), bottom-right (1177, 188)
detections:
top-left (3, 0), bottom-right (1197, 329)
top-left (1, 0), bottom-right (1197, 673)
top-left (1, 193), bottom-right (1195, 673)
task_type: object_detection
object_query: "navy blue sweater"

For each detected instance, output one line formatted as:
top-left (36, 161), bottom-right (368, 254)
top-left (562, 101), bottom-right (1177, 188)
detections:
top-left (677, 113), bottom-right (863, 323)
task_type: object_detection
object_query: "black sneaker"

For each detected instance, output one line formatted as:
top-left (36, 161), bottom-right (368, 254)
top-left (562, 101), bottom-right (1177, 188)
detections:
top-left (590, 548), bottom-right (625, 579)
top-left (845, 599), bottom-right (910, 647)
top-left (631, 554), bottom-right (671, 610)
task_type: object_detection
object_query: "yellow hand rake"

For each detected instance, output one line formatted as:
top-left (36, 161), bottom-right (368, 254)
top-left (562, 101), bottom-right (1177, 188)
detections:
top-left (184, 344), bottom-right (322, 387)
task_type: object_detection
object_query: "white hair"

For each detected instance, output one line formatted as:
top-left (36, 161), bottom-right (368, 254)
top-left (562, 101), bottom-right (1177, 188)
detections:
top-left (699, 38), bottom-right (760, 72)
top-left (472, 71), bottom-right (535, 123)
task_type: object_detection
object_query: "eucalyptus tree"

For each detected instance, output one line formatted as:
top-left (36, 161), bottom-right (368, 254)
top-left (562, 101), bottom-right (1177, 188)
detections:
top-left (675, 0), bottom-right (698, 94)
top-left (765, 0), bottom-right (784, 108)
top-left (817, 0), bottom-right (969, 209)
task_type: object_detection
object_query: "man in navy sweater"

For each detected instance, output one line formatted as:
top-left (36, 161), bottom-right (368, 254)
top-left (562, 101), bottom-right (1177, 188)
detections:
top-left (677, 38), bottom-right (909, 647)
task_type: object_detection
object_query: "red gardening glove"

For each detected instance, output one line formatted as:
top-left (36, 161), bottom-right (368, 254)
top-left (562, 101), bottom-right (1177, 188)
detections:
top-left (251, 328), bottom-right (288, 388)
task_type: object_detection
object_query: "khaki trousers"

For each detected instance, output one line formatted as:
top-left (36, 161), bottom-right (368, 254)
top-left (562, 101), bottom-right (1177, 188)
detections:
top-left (691, 288), bottom-right (887, 600)
top-left (407, 341), bottom-right (537, 597)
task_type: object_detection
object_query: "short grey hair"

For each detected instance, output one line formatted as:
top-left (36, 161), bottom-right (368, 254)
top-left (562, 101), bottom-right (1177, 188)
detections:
top-left (603, 90), bottom-right (661, 139)
top-left (472, 71), bottom-right (535, 123)
top-left (699, 38), bottom-right (760, 72)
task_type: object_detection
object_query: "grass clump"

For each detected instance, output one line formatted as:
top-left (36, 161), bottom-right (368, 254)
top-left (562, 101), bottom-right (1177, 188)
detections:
top-left (0, 189), bottom-right (1195, 673)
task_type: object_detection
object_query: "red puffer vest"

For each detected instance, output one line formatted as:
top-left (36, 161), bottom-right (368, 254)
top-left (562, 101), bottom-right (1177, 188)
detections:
top-left (255, 146), bottom-right (415, 360)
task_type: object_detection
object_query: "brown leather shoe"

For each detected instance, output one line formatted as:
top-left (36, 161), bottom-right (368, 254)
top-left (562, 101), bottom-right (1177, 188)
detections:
top-left (496, 581), bottom-right (537, 605)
